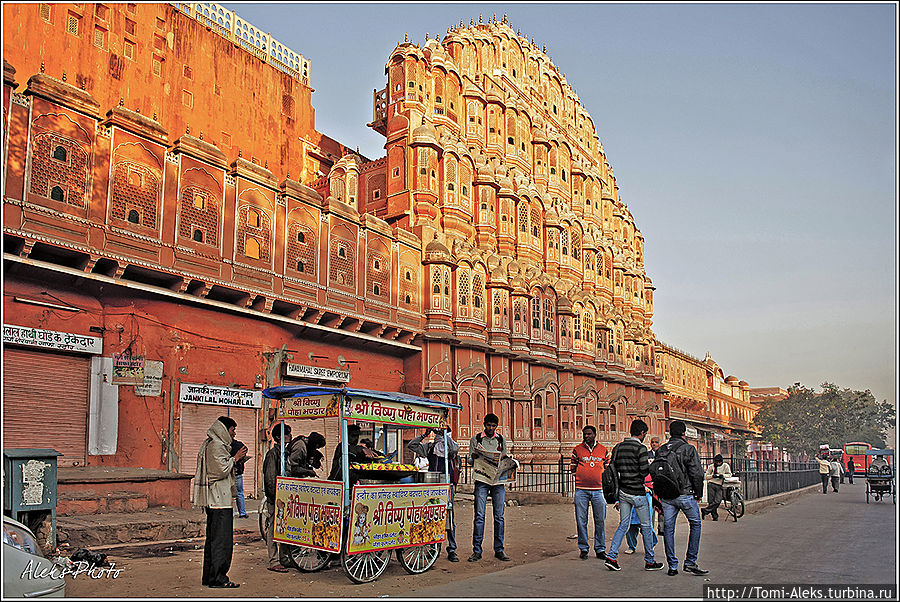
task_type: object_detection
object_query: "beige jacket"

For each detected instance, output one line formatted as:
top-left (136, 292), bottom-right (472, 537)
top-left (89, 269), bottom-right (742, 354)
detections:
top-left (816, 457), bottom-right (832, 475)
top-left (194, 420), bottom-right (237, 509)
top-left (704, 462), bottom-right (732, 487)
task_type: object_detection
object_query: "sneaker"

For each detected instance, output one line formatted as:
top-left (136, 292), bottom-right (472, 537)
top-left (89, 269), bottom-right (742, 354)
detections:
top-left (605, 558), bottom-right (621, 571)
top-left (667, 568), bottom-right (678, 576)
top-left (596, 551), bottom-right (606, 560)
top-left (623, 548), bottom-right (636, 554)
top-left (579, 550), bottom-right (588, 560)
top-left (467, 553), bottom-right (481, 563)
top-left (494, 551), bottom-right (511, 561)
top-left (684, 564), bottom-right (709, 576)
top-left (447, 552), bottom-right (459, 562)
top-left (645, 561), bottom-right (664, 571)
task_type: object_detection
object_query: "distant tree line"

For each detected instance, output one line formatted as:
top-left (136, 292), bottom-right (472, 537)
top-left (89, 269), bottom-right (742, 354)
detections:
top-left (752, 382), bottom-right (895, 457)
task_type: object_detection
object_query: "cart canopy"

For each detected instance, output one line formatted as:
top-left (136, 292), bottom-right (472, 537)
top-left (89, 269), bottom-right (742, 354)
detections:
top-left (263, 385), bottom-right (462, 411)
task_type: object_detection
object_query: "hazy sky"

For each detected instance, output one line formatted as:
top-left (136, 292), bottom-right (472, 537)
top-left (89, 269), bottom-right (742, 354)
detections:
top-left (223, 3), bottom-right (897, 406)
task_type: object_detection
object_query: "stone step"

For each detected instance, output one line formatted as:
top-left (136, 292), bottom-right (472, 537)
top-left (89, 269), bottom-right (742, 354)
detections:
top-left (58, 490), bottom-right (150, 516)
top-left (57, 507), bottom-right (258, 549)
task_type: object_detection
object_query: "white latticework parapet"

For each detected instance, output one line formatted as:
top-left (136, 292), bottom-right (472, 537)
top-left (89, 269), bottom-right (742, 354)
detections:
top-left (171, 2), bottom-right (311, 84)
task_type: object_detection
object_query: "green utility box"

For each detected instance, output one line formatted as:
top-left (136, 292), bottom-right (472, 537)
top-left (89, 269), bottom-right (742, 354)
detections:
top-left (3, 449), bottom-right (62, 551)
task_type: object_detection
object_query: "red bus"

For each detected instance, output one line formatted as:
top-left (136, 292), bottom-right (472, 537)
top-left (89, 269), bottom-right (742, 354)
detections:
top-left (843, 442), bottom-right (872, 474)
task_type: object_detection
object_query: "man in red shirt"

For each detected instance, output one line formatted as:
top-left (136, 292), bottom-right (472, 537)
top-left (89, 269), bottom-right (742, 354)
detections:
top-left (571, 425), bottom-right (609, 560)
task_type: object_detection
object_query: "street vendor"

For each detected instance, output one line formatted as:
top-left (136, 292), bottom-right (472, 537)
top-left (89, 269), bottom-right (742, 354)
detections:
top-left (328, 424), bottom-right (370, 484)
top-left (409, 426), bottom-right (461, 562)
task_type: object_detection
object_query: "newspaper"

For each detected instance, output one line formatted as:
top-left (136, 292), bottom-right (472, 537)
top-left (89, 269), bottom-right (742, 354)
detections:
top-left (472, 448), bottom-right (519, 486)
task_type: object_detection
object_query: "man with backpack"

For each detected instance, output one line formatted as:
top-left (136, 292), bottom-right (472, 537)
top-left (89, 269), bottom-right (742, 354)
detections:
top-left (468, 413), bottom-right (512, 562)
top-left (604, 419), bottom-right (663, 572)
top-left (652, 420), bottom-right (708, 576)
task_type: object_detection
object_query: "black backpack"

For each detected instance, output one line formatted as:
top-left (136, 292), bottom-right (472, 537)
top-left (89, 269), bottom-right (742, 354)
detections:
top-left (601, 445), bottom-right (620, 504)
top-left (649, 439), bottom-right (687, 500)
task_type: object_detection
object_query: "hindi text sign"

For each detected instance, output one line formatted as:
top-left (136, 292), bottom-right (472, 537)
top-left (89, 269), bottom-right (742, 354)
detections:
top-left (179, 383), bottom-right (262, 408)
top-left (112, 353), bottom-right (145, 385)
top-left (347, 483), bottom-right (450, 554)
top-left (277, 393), bottom-right (340, 420)
top-left (272, 477), bottom-right (343, 553)
top-left (342, 395), bottom-right (448, 429)
top-left (3, 324), bottom-right (102, 354)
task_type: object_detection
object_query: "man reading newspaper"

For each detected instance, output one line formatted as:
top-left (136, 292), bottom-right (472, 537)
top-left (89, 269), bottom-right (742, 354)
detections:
top-left (468, 413), bottom-right (518, 562)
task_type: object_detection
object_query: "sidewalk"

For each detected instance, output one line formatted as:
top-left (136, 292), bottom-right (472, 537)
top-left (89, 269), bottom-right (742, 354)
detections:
top-left (404, 482), bottom-right (896, 598)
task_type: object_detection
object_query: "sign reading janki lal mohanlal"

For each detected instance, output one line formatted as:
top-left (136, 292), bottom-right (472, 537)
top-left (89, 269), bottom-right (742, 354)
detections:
top-left (346, 483), bottom-right (450, 554)
top-left (343, 395), bottom-right (448, 429)
top-left (272, 477), bottom-right (344, 554)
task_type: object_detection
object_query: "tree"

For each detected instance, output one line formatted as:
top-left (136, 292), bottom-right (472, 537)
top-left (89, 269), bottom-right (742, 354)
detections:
top-left (752, 382), bottom-right (895, 457)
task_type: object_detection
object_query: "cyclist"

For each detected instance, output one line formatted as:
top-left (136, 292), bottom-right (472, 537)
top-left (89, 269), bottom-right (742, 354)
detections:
top-left (701, 454), bottom-right (732, 521)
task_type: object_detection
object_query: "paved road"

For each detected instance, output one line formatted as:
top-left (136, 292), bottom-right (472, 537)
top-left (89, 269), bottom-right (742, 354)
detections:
top-left (405, 484), bottom-right (897, 598)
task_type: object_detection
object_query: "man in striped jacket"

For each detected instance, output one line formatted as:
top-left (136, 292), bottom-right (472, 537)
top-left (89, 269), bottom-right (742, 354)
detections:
top-left (604, 419), bottom-right (663, 572)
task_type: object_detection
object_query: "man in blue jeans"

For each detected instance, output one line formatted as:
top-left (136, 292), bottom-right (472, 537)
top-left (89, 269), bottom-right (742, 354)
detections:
top-left (468, 413), bottom-right (511, 562)
top-left (657, 420), bottom-right (708, 576)
top-left (605, 419), bottom-right (663, 571)
top-left (571, 425), bottom-right (609, 560)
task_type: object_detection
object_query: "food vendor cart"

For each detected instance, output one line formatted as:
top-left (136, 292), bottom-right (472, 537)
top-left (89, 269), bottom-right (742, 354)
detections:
top-left (263, 385), bottom-right (461, 583)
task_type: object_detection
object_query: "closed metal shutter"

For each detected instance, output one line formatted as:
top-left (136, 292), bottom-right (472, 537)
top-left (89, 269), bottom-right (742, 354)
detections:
top-left (2, 347), bottom-right (90, 467)
top-left (180, 403), bottom-right (258, 502)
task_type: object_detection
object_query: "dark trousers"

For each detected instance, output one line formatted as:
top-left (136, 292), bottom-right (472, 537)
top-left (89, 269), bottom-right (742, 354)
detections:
top-left (830, 476), bottom-right (839, 492)
top-left (202, 507), bottom-right (233, 586)
top-left (821, 474), bottom-right (829, 493)
top-left (704, 483), bottom-right (724, 517)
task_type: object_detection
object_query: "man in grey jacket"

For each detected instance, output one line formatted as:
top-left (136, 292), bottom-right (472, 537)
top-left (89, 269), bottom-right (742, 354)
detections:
top-left (196, 416), bottom-right (246, 588)
top-left (658, 420), bottom-right (707, 577)
top-left (409, 427), bottom-right (460, 561)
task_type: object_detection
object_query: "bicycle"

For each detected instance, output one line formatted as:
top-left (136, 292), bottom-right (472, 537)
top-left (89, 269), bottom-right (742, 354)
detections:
top-left (721, 477), bottom-right (744, 521)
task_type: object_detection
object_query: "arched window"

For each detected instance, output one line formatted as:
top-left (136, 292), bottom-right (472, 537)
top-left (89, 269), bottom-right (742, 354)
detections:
top-left (193, 229), bottom-right (203, 242)
top-left (531, 297), bottom-right (541, 330)
top-left (297, 231), bottom-right (305, 243)
top-left (296, 260), bottom-right (304, 272)
top-left (245, 236), bottom-right (261, 259)
top-left (52, 146), bottom-right (67, 162)
top-left (127, 209), bottom-right (140, 223)
top-left (50, 186), bottom-right (64, 202)
top-left (193, 193), bottom-right (205, 210)
top-left (248, 208), bottom-right (261, 228)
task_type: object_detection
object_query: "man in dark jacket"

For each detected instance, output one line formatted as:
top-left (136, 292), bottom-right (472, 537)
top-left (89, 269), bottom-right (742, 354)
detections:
top-left (604, 419), bottom-right (662, 571)
top-left (262, 422), bottom-right (291, 572)
top-left (658, 420), bottom-right (708, 576)
top-left (229, 438), bottom-right (249, 519)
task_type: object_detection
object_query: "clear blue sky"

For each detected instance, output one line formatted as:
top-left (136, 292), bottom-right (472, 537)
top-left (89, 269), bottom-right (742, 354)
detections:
top-left (224, 3), bottom-right (897, 407)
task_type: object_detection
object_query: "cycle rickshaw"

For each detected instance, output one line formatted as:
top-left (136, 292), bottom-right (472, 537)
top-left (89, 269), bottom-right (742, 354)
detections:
top-left (864, 449), bottom-right (895, 504)
top-left (263, 385), bottom-right (460, 583)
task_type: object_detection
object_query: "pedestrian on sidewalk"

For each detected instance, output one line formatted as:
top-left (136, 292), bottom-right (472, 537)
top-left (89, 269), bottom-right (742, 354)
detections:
top-left (816, 453), bottom-right (831, 494)
top-left (570, 425), bottom-right (609, 560)
top-left (230, 437), bottom-right (250, 519)
top-left (829, 458), bottom-right (842, 493)
top-left (195, 415), bottom-right (246, 589)
top-left (624, 475), bottom-right (658, 555)
top-left (648, 437), bottom-right (661, 461)
top-left (409, 426), bottom-right (461, 562)
top-left (701, 454), bottom-right (731, 521)
top-left (468, 413), bottom-right (512, 563)
top-left (604, 419), bottom-right (663, 572)
top-left (657, 420), bottom-right (708, 577)
top-left (846, 458), bottom-right (855, 485)
top-left (262, 422), bottom-right (292, 573)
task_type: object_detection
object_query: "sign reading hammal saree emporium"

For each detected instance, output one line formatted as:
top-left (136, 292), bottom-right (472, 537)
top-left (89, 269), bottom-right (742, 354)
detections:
top-left (277, 392), bottom-right (340, 419)
top-left (342, 395), bottom-right (448, 429)
top-left (346, 483), bottom-right (450, 554)
top-left (272, 477), bottom-right (344, 553)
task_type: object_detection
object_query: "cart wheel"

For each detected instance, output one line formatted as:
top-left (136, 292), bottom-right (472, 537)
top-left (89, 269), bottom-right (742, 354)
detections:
top-left (258, 498), bottom-right (269, 541)
top-left (731, 492), bottom-right (745, 520)
top-left (287, 545), bottom-right (330, 572)
top-left (341, 549), bottom-right (391, 583)
top-left (396, 543), bottom-right (441, 574)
